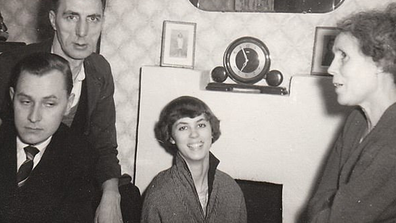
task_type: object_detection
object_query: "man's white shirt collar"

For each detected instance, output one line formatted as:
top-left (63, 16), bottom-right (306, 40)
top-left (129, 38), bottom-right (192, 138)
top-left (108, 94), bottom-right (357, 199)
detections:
top-left (16, 136), bottom-right (52, 171)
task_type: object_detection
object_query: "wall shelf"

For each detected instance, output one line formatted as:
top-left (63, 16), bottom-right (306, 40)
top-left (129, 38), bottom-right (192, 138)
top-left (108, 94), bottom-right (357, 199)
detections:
top-left (206, 82), bottom-right (288, 95)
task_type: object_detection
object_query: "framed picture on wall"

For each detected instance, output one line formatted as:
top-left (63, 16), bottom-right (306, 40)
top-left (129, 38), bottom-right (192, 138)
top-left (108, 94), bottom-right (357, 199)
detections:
top-left (311, 27), bottom-right (339, 75)
top-left (160, 20), bottom-right (197, 69)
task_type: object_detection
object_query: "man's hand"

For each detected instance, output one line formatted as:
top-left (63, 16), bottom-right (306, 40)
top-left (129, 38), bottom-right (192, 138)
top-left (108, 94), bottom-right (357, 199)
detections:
top-left (95, 178), bottom-right (122, 223)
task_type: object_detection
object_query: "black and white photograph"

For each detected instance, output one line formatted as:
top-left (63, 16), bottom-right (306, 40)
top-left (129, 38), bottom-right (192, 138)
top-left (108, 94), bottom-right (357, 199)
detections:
top-left (160, 20), bottom-right (196, 68)
top-left (1, 0), bottom-right (395, 223)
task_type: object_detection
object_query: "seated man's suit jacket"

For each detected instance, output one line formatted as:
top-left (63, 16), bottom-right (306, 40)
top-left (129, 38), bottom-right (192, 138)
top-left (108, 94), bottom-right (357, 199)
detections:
top-left (0, 121), bottom-right (97, 223)
top-left (0, 39), bottom-right (120, 185)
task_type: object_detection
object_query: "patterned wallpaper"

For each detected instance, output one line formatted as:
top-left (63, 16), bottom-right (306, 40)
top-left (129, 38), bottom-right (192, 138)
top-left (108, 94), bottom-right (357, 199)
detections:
top-left (1, 0), bottom-right (395, 177)
top-left (0, 0), bottom-right (53, 43)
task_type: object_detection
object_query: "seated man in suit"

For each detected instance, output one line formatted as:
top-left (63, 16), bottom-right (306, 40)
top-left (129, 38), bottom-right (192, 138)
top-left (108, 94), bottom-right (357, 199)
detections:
top-left (0, 52), bottom-right (96, 222)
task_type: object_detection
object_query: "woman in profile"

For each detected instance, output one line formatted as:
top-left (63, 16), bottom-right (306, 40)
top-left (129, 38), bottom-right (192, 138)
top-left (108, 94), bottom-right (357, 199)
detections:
top-left (141, 96), bottom-right (247, 223)
top-left (307, 3), bottom-right (396, 222)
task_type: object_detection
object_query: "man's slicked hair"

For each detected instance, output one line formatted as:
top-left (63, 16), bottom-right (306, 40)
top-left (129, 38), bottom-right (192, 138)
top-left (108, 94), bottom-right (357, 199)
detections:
top-left (50, 0), bottom-right (106, 12)
top-left (11, 52), bottom-right (73, 96)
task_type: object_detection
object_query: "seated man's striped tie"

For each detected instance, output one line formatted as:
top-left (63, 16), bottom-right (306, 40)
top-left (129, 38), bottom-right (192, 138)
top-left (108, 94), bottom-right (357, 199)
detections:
top-left (17, 146), bottom-right (39, 187)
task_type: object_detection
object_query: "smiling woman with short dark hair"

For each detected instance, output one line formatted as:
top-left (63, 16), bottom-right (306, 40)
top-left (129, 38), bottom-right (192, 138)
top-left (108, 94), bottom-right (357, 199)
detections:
top-left (141, 96), bottom-right (247, 223)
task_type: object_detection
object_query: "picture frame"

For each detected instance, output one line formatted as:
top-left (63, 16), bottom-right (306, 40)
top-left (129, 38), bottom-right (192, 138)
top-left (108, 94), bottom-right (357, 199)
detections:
top-left (311, 27), bottom-right (339, 75)
top-left (160, 20), bottom-right (197, 69)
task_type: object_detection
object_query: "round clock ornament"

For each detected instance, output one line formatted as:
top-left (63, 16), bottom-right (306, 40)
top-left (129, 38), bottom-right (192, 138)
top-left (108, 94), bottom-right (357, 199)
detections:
top-left (266, 70), bottom-right (283, 87)
top-left (223, 36), bottom-right (271, 84)
top-left (211, 66), bottom-right (228, 83)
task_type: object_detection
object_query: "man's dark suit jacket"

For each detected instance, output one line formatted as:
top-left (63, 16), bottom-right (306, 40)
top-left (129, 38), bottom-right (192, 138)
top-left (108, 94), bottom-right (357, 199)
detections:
top-left (0, 39), bottom-right (120, 184)
top-left (0, 121), bottom-right (97, 223)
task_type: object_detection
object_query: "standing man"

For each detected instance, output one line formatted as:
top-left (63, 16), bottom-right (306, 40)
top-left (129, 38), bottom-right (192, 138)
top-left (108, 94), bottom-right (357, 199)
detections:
top-left (0, 52), bottom-right (96, 222)
top-left (0, 0), bottom-right (124, 222)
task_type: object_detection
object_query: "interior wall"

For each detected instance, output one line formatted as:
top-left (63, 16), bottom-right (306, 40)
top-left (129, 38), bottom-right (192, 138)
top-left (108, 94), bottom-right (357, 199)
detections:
top-left (1, 0), bottom-right (395, 184)
top-left (101, 0), bottom-right (394, 180)
top-left (0, 0), bottom-right (52, 43)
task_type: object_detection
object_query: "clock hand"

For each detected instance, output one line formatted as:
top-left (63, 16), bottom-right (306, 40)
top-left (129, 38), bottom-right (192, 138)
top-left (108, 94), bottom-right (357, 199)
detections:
top-left (241, 61), bottom-right (247, 72)
top-left (242, 48), bottom-right (248, 62)
top-left (240, 48), bottom-right (249, 71)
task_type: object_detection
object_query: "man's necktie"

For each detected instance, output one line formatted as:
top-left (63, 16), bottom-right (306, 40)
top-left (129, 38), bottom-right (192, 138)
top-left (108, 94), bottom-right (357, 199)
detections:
top-left (17, 146), bottom-right (39, 187)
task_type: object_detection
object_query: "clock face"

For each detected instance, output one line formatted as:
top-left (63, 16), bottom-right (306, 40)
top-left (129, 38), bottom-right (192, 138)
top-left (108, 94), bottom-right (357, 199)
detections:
top-left (224, 37), bottom-right (271, 84)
